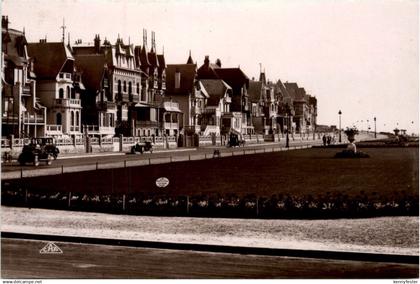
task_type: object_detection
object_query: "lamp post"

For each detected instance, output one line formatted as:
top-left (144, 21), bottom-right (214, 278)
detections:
top-left (338, 110), bottom-right (342, 142)
top-left (285, 112), bottom-right (289, 148)
top-left (374, 117), bottom-right (377, 138)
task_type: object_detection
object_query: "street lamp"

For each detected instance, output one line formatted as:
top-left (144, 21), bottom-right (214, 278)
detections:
top-left (374, 117), bottom-right (377, 138)
top-left (338, 110), bottom-right (342, 142)
top-left (285, 111), bottom-right (289, 148)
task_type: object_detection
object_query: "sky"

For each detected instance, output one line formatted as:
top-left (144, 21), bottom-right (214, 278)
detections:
top-left (2, 0), bottom-right (419, 134)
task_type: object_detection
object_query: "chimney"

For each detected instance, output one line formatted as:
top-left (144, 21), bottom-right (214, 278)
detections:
top-left (175, 68), bottom-right (181, 89)
top-left (94, 34), bottom-right (101, 53)
top-left (2, 16), bottom-right (9, 30)
top-left (204, 55), bottom-right (209, 67)
top-left (215, 58), bottom-right (221, 67)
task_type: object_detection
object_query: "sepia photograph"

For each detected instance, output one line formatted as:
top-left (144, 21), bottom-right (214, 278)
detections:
top-left (1, 0), bottom-right (418, 281)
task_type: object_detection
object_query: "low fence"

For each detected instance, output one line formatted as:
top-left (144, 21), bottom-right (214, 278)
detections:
top-left (1, 132), bottom-right (323, 160)
top-left (1, 186), bottom-right (417, 219)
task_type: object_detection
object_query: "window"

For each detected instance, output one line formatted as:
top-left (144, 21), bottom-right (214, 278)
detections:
top-left (136, 83), bottom-right (140, 94)
top-left (71, 111), bottom-right (74, 126)
top-left (67, 86), bottom-right (70, 98)
top-left (59, 88), bottom-right (64, 99)
top-left (76, 111), bottom-right (79, 126)
top-left (56, 113), bottom-right (62, 125)
top-left (59, 73), bottom-right (64, 79)
top-left (123, 81), bottom-right (127, 93)
top-left (118, 80), bottom-right (122, 93)
top-left (128, 82), bottom-right (132, 94)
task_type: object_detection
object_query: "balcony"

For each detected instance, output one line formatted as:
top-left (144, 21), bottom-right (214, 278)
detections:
top-left (116, 93), bottom-right (130, 102)
top-left (69, 126), bottom-right (81, 133)
top-left (136, 120), bottom-right (159, 128)
top-left (129, 94), bottom-right (139, 103)
top-left (46, 125), bottom-right (62, 136)
top-left (162, 122), bottom-right (179, 130)
top-left (22, 85), bottom-right (31, 95)
top-left (58, 72), bottom-right (73, 83)
top-left (22, 112), bottom-right (45, 124)
top-left (97, 101), bottom-right (116, 111)
top-left (55, 98), bottom-right (81, 108)
top-left (85, 125), bottom-right (115, 135)
top-left (70, 99), bottom-right (81, 106)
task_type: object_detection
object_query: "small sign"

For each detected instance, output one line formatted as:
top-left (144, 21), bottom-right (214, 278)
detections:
top-left (156, 177), bottom-right (169, 188)
top-left (39, 242), bottom-right (63, 254)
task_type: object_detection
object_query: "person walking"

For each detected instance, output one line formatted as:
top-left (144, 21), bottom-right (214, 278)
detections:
top-left (322, 135), bottom-right (327, 146)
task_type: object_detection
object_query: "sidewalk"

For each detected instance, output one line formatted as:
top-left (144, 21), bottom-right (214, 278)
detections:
top-left (58, 147), bottom-right (197, 160)
top-left (1, 207), bottom-right (417, 256)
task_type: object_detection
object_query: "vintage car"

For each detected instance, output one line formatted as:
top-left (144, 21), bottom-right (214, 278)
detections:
top-left (31, 137), bottom-right (60, 159)
top-left (130, 141), bottom-right (153, 154)
top-left (227, 133), bottom-right (245, 147)
top-left (18, 142), bottom-right (53, 166)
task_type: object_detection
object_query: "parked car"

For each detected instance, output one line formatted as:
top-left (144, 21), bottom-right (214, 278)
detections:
top-left (227, 133), bottom-right (245, 147)
top-left (131, 141), bottom-right (153, 154)
top-left (31, 137), bottom-right (60, 159)
top-left (18, 142), bottom-right (53, 166)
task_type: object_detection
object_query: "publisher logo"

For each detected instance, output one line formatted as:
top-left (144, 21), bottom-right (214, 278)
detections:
top-left (39, 242), bottom-right (63, 254)
top-left (156, 177), bottom-right (169, 188)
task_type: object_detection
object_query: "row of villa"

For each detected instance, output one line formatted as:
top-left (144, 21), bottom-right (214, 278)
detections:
top-left (1, 16), bottom-right (318, 144)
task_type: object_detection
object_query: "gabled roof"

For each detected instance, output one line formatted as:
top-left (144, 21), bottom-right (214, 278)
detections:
top-left (248, 80), bottom-right (263, 103)
top-left (27, 42), bottom-right (74, 80)
top-left (148, 47), bottom-right (159, 68)
top-left (157, 54), bottom-right (165, 69)
top-left (200, 79), bottom-right (231, 106)
top-left (214, 68), bottom-right (249, 89)
top-left (134, 45), bottom-right (151, 68)
top-left (74, 54), bottom-right (106, 91)
top-left (166, 64), bottom-right (197, 94)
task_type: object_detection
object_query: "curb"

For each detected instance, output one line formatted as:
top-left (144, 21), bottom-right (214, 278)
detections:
top-left (1, 231), bottom-right (417, 264)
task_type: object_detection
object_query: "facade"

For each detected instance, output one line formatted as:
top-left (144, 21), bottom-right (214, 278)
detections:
top-left (1, 16), bottom-right (47, 138)
top-left (248, 70), bottom-right (278, 134)
top-left (283, 82), bottom-right (317, 134)
top-left (159, 99), bottom-right (182, 136)
top-left (275, 79), bottom-right (295, 134)
top-left (132, 31), bottom-right (166, 137)
top-left (197, 56), bottom-right (252, 135)
top-left (27, 40), bottom-right (84, 137)
top-left (199, 79), bottom-right (233, 136)
top-left (73, 35), bottom-right (116, 137)
top-left (166, 54), bottom-right (208, 135)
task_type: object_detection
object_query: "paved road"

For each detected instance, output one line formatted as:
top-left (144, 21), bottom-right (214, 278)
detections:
top-left (1, 139), bottom-right (322, 178)
top-left (1, 238), bottom-right (418, 279)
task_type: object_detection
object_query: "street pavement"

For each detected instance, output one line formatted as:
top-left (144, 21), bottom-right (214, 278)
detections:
top-left (1, 138), bottom-right (323, 179)
top-left (2, 238), bottom-right (417, 279)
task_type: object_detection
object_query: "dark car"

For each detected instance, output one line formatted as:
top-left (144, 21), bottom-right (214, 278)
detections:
top-left (31, 137), bottom-right (60, 159)
top-left (227, 133), bottom-right (245, 147)
top-left (131, 141), bottom-right (153, 154)
top-left (18, 143), bottom-right (53, 166)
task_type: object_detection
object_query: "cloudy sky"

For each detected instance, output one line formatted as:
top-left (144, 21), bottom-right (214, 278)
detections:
top-left (3, 0), bottom-right (418, 134)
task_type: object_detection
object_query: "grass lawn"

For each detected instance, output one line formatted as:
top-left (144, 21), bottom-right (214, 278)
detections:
top-left (16, 147), bottom-right (418, 199)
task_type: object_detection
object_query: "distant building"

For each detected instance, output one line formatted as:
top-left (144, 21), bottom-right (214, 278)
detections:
top-left (73, 35), bottom-right (116, 138)
top-left (1, 16), bottom-right (47, 138)
top-left (27, 39), bottom-right (84, 137)
top-left (166, 53), bottom-right (208, 135)
top-left (274, 79), bottom-right (295, 134)
top-left (197, 56), bottom-right (252, 135)
top-left (283, 82), bottom-right (317, 134)
top-left (199, 79), bottom-right (233, 136)
top-left (248, 70), bottom-right (278, 135)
